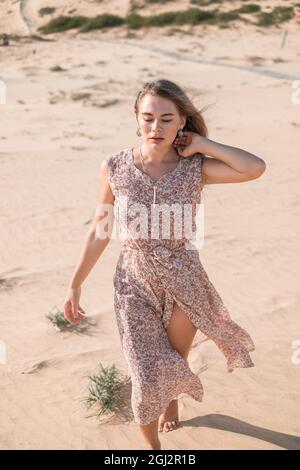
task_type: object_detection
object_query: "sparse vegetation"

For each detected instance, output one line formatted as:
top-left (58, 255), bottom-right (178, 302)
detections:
top-left (84, 363), bottom-right (132, 420)
top-left (46, 307), bottom-right (95, 334)
top-left (39, 8), bottom-right (242, 34)
top-left (49, 65), bottom-right (66, 72)
top-left (1, 34), bottom-right (54, 43)
top-left (38, 3), bottom-right (295, 35)
top-left (272, 57), bottom-right (288, 63)
top-left (39, 7), bottom-right (56, 17)
top-left (246, 55), bottom-right (265, 67)
top-left (215, 11), bottom-right (240, 23)
top-left (28, 34), bottom-right (54, 42)
top-left (0, 277), bottom-right (12, 290)
top-left (80, 14), bottom-right (124, 32)
top-left (39, 15), bottom-right (87, 34)
top-left (257, 6), bottom-right (294, 27)
top-left (235, 4), bottom-right (261, 15)
top-left (145, 0), bottom-right (174, 3)
top-left (190, 0), bottom-right (222, 5)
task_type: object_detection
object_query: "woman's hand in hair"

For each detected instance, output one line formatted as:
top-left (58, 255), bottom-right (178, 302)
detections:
top-left (173, 131), bottom-right (206, 158)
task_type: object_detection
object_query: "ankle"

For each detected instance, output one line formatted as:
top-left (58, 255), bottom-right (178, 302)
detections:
top-left (144, 439), bottom-right (161, 450)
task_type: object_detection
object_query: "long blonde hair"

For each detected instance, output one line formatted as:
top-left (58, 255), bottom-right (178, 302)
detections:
top-left (134, 78), bottom-right (209, 140)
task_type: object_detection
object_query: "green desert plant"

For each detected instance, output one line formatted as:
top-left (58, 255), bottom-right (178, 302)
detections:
top-left (190, 0), bottom-right (222, 5)
top-left (84, 363), bottom-right (132, 420)
top-left (126, 13), bottom-right (145, 29)
top-left (39, 15), bottom-right (87, 34)
top-left (145, 0), bottom-right (174, 3)
top-left (235, 4), bottom-right (261, 14)
top-left (39, 7), bottom-right (56, 17)
top-left (257, 6), bottom-right (294, 27)
top-left (46, 307), bottom-right (95, 334)
top-left (39, 7), bottom-right (244, 34)
top-left (80, 14), bottom-right (124, 32)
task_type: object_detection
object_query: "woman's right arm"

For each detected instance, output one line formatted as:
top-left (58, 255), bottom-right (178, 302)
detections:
top-left (63, 159), bottom-right (115, 324)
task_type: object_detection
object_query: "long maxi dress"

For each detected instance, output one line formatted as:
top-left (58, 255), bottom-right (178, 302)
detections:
top-left (104, 147), bottom-right (255, 426)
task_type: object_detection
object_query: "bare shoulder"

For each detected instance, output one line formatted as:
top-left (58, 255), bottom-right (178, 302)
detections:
top-left (201, 155), bottom-right (265, 185)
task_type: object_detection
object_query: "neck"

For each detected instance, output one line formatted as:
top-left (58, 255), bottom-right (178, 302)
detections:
top-left (141, 143), bottom-right (178, 163)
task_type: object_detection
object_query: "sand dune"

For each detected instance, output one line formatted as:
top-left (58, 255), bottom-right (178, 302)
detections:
top-left (0, 0), bottom-right (300, 450)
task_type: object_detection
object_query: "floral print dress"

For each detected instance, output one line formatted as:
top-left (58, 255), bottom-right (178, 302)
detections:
top-left (104, 147), bottom-right (255, 426)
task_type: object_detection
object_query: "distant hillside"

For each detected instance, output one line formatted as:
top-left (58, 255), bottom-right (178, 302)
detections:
top-left (0, 0), bottom-right (298, 36)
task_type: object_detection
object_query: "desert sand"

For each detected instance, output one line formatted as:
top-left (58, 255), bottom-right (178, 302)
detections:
top-left (0, 0), bottom-right (300, 450)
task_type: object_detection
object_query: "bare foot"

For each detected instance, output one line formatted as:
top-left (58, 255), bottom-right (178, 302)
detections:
top-left (144, 440), bottom-right (161, 450)
top-left (158, 399), bottom-right (179, 432)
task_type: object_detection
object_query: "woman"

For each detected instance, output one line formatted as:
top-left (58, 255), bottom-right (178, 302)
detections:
top-left (64, 79), bottom-right (266, 450)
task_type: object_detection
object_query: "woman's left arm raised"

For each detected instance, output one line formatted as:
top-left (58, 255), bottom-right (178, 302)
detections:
top-left (196, 136), bottom-right (266, 185)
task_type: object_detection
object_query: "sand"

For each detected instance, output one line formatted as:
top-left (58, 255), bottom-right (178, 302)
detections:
top-left (0, 0), bottom-right (300, 450)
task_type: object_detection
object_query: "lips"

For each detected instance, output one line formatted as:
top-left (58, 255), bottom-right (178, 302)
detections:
top-left (149, 137), bottom-right (164, 140)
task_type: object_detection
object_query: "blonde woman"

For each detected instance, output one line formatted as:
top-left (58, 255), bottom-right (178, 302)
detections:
top-left (64, 79), bottom-right (266, 450)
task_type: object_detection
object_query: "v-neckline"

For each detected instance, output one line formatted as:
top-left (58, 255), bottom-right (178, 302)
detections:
top-left (129, 147), bottom-right (182, 184)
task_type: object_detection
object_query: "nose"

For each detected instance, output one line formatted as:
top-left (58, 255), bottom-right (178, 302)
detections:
top-left (151, 120), bottom-right (162, 130)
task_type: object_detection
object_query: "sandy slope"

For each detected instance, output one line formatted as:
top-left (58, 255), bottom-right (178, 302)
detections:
top-left (0, 0), bottom-right (300, 451)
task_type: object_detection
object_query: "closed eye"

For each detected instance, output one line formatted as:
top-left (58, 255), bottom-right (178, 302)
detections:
top-left (144, 119), bottom-right (172, 123)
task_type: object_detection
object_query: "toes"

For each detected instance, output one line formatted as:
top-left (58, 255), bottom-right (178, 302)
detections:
top-left (169, 421), bottom-right (177, 431)
top-left (159, 418), bottom-right (179, 433)
top-left (164, 422), bottom-right (175, 432)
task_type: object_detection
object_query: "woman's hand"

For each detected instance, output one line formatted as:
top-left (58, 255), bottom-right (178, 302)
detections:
top-left (173, 131), bottom-right (207, 158)
top-left (63, 286), bottom-right (87, 325)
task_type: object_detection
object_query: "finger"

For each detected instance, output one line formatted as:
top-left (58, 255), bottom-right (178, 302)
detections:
top-left (65, 312), bottom-right (79, 325)
top-left (64, 303), bottom-right (74, 322)
top-left (71, 303), bottom-right (81, 322)
top-left (69, 315), bottom-right (81, 325)
top-left (65, 307), bottom-right (79, 324)
top-left (78, 306), bottom-right (87, 317)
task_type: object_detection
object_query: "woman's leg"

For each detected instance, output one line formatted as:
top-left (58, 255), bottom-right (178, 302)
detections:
top-left (137, 301), bottom-right (198, 446)
top-left (139, 418), bottom-right (161, 450)
top-left (159, 301), bottom-right (198, 433)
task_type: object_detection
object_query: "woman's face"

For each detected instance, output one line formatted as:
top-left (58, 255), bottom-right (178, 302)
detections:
top-left (137, 94), bottom-right (186, 149)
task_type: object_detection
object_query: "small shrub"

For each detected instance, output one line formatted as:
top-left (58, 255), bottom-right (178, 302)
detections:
top-left (235, 4), bottom-right (261, 14)
top-left (80, 14), bottom-right (125, 32)
top-left (46, 307), bottom-right (95, 334)
top-left (84, 363), bottom-right (132, 420)
top-left (39, 7), bottom-right (56, 17)
top-left (39, 15), bottom-right (87, 34)
top-left (257, 6), bottom-right (294, 27)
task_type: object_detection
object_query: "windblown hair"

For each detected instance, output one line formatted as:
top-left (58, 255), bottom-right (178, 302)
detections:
top-left (134, 78), bottom-right (209, 139)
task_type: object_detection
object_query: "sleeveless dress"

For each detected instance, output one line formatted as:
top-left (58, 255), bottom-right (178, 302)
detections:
top-left (104, 147), bottom-right (255, 426)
